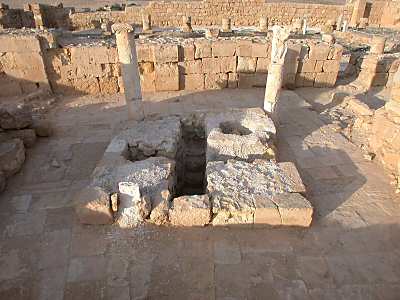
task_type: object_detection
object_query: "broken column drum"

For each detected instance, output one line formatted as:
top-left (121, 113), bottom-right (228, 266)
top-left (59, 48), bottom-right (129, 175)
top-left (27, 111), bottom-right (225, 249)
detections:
top-left (264, 26), bottom-right (290, 113)
top-left (112, 23), bottom-right (143, 120)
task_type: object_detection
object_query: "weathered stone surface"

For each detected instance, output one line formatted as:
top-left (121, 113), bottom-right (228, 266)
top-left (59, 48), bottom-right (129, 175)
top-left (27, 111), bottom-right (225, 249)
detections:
top-left (205, 108), bottom-right (276, 163)
top-left (31, 118), bottom-right (53, 137)
top-left (116, 182), bottom-right (151, 228)
top-left (277, 162), bottom-right (306, 193)
top-left (92, 157), bottom-right (175, 224)
top-left (0, 103), bottom-right (32, 129)
top-left (0, 171), bottom-right (5, 192)
top-left (74, 186), bottom-right (114, 225)
top-left (207, 159), bottom-right (312, 226)
top-left (0, 138), bottom-right (25, 178)
top-left (272, 193), bottom-right (313, 227)
top-left (346, 97), bottom-right (373, 116)
top-left (0, 129), bottom-right (37, 148)
top-left (113, 117), bottom-right (181, 160)
top-left (169, 195), bottom-right (211, 226)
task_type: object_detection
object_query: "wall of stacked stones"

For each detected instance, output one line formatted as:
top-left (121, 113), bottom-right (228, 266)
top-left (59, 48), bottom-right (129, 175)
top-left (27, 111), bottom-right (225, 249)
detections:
top-left (0, 35), bottom-right (342, 96)
top-left (0, 34), bottom-right (50, 97)
top-left (69, 1), bottom-right (353, 31)
top-left (0, 6), bottom-right (34, 29)
top-left (368, 0), bottom-right (400, 28)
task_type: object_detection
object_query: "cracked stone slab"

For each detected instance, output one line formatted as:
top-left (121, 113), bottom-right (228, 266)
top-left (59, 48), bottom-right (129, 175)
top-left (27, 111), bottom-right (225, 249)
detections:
top-left (169, 194), bottom-right (211, 226)
top-left (206, 159), bottom-right (312, 226)
top-left (205, 108), bottom-right (276, 162)
top-left (92, 157), bottom-right (175, 224)
top-left (112, 116), bottom-right (181, 161)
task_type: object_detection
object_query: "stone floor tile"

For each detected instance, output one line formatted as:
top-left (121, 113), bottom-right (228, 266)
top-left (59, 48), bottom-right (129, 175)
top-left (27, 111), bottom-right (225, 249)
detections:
top-left (67, 256), bottom-right (107, 282)
top-left (64, 280), bottom-right (107, 300)
top-left (38, 266), bottom-right (67, 300)
top-left (70, 229), bottom-right (108, 257)
top-left (296, 256), bottom-right (335, 288)
top-left (213, 240), bottom-right (242, 264)
top-left (39, 229), bottom-right (71, 270)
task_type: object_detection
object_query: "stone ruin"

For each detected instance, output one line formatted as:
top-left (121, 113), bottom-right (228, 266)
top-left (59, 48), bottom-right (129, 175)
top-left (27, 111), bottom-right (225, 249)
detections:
top-left (74, 108), bottom-right (313, 228)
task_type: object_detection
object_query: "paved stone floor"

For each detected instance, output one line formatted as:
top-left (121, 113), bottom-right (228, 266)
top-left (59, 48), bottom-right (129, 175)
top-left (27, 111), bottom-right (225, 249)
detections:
top-left (0, 88), bottom-right (400, 300)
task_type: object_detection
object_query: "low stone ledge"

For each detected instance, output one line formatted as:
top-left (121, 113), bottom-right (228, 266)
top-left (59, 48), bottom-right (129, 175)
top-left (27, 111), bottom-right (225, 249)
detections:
top-left (169, 194), bottom-right (211, 226)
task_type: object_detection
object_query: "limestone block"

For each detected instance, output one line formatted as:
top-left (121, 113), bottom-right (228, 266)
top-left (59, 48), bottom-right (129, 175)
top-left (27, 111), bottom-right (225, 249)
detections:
top-left (0, 103), bottom-right (32, 130)
top-left (70, 47), bottom-right (91, 65)
top-left (314, 61), bottom-right (324, 72)
top-left (298, 60), bottom-right (316, 73)
top-left (71, 77), bottom-right (100, 94)
top-left (116, 182), bottom-right (151, 227)
top-left (252, 43), bottom-right (270, 58)
top-left (322, 60), bottom-right (340, 73)
top-left (88, 47), bottom-right (114, 64)
top-left (314, 72), bottom-right (337, 87)
top-left (152, 44), bottom-right (179, 63)
top-left (0, 129), bottom-right (36, 148)
top-left (74, 186), bottom-right (114, 225)
top-left (220, 57), bottom-right (237, 73)
top-left (179, 60), bottom-right (203, 74)
top-left (237, 57), bottom-right (257, 73)
top-left (272, 193), bottom-right (313, 227)
top-left (205, 73), bottom-right (227, 89)
top-left (92, 157), bottom-right (175, 225)
top-left (308, 44), bottom-right (330, 60)
top-left (207, 159), bottom-right (312, 226)
top-left (228, 72), bottom-right (238, 88)
top-left (205, 108), bottom-right (276, 163)
top-left (212, 40), bottom-right (236, 57)
top-left (76, 64), bottom-right (103, 78)
top-left (202, 57), bottom-right (221, 74)
top-left (169, 195), bottom-right (211, 226)
top-left (183, 74), bottom-right (205, 90)
top-left (113, 116), bottom-right (181, 160)
top-left (277, 162), bottom-right (306, 193)
top-left (181, 42), bottom-right (195, 61)
top-left (136, 44), bottom-right (152, 62)
top-left (99, 77), bottom-right (119, 95)
top-left (256, 57), bottom-right (269, 73)
top-left (236, 40), bottom-right (253, 57)
top-left (194, 40), bottom-right (212, 59)
top-left (154, 63), bottom-right (179, 91)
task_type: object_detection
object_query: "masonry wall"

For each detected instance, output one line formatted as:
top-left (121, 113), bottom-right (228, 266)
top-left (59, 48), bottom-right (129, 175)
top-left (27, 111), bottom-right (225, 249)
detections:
top-left (0, 6), bottom-right (34, 29)
top-left (0, 34), bottom-right (50, 97)
top-left (69, 0), bottom-right (353, 30)
top-left (368, 0), bottom-right (400, 28)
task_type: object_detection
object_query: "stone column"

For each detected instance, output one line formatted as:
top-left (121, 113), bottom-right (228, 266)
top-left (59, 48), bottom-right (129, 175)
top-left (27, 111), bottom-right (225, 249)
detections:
top-left (302, 18), bottom-right (307, 35)
top-left (112, 23), bottom-right (143, 120)
top-left (182, 16), bottom-right (193, 32)
top-left (142, 13), bottom-right (152, 32)
top-left (342, 20), bottom-right (348, 32)
top-left (336, 14), bottom-right (343, 31)
top-left (222, 18), bottom-right (232, 32)
top-left (259, 17), bottom-right (268, 32)
top-left (350, 0), bottom-right (367, 28)
top-left (264, 26), bottom-right (290, 113)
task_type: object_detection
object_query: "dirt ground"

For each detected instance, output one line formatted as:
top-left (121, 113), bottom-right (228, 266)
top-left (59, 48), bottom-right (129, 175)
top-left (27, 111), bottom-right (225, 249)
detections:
top-left (0, 85), bottom-right (399, 299)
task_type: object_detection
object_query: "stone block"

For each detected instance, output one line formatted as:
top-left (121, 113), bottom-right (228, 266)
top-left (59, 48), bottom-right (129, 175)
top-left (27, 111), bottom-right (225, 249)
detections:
top-left (70, 47), bottom-right (91, 65)
top-left (0, 139), bottom-right (25, 178)
top-left (0, 103), bottom-right (32, 130)
top-left (272, 193), bottom-right (313, 227)
top-left (180, 42), bottom-right (195, 61)
top-left (220, 57), bottom-right (237, 73)
top-left (308, 44), bottom-right (330, 61)
top-left (212, 40), bottom-right (236, 57)
top-left (205, 73), bottom-right (227, 89)
top-left (179, 60), bottom-right (203, 74)
top-left (169, 195), bottom-right (211, 226)
top-left (136, 44), bottom-right (152, 62)
top-left (74, 186), bottom-right (113, 225)
top-left (202, 57), bottom-right (220, 74)
top-left (278, 162), bottom-right (307, 193)
top-left (154, 63), bottom-right (179, 91)
top-left (298, 60), bottom-right (316, 73)
top-left (71, 77), bottom-right (100, 94)
top-left (252, 42), bottom-right (270, 58)
top-left (140, 71), bottom-right (156, 92)
top-left (99, 77), bottom-right (119, 94)
top-left (183, 74), bottom-right (205, 90)
top-left (236, 40), bottom-right (253, 57)
top-left (194, 40), bottom-right (212, 59)
top-left (327, 44), bottom-right (343, 60)
top-left (314, 72), bottom-right (337, 87)
top-left (237, 57), bottom-right (257, 73)
top-left (253, 197), bottom-right (281, 226)
top-left (256, 57), bottom-right (269, 73)
top-left (323, 60), bottom-right (340, 73)
top-left (152, 44), bottom-right (179, 63)
top-left (228, 72), bottom-right (238, 88)
top-left (346, 97), bottom-right (373, 116)
top-left (252, 73), bottom-right (268, 87)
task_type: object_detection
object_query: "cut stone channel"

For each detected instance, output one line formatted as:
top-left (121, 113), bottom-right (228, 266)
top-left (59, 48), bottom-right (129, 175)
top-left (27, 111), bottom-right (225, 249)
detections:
top-left (74, 108), bottom-right (313, 228)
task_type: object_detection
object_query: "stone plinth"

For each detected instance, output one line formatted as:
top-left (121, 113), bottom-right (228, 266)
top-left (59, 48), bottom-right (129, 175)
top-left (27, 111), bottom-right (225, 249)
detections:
top-left (207, 159), bottom-right (312, 227)
top-left (205, 108), bottom-right (276, 163)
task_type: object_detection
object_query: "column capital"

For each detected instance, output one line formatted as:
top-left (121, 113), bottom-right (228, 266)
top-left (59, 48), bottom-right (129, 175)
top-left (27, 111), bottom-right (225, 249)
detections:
top-left (112, 23), bottom-right (134, 34)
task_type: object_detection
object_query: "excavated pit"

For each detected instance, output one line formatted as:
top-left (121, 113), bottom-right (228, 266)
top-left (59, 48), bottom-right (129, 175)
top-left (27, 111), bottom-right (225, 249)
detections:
top-left (176, 120), bottom-right (207, 196)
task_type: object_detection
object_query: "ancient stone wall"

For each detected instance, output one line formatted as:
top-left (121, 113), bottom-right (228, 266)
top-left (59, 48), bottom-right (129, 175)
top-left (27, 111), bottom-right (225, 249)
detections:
top-left (0, 5), bottom-right (34, 29)
top-left (368, 0), bottom-right (400, 28)
top-left (0, 33), bottom-right (50, 97)
top-left (69, 1), bottom-right (353, 30)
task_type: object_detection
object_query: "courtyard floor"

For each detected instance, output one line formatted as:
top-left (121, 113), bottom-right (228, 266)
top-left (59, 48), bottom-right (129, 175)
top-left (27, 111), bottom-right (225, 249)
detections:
top-left (0, 87), bottom-right (399, 299)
